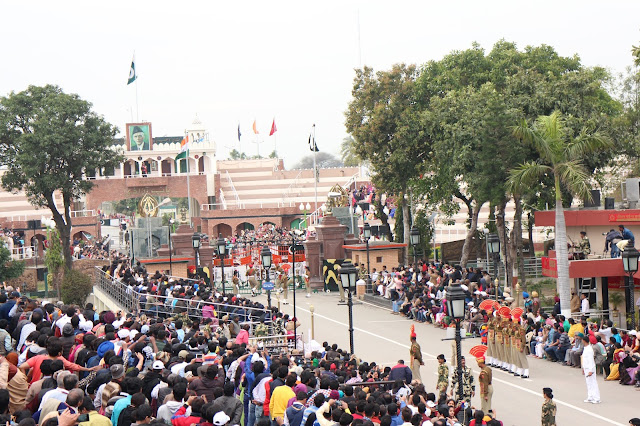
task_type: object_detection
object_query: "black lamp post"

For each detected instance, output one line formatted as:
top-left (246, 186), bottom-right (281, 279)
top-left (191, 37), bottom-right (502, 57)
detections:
top-left (168, 219), bottom-right (174, 275)
top-left (192, 232), bottom-right (201, 277)
top-left (487, 233), bottom-right (500, 300)
top-left (410, 225), bottom-right (421, 265)
top-left (339, 261), bottom-right (357, 355)
top-left (363, 222), bottom-right (372, 293)
top-left (447, 281), bottom-right (467, 403)
top-left (217, 233), bottom-right (227, 294)
top-left (622, 246), bottom-right (640, 330)
top-left (261, 246), bottom-right (272, 309)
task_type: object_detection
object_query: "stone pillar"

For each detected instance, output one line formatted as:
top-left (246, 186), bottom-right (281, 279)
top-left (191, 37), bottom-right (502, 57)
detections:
top-left (304, 240), bottom-right (323, 290)
top-left (304, 215), bottom-right (348, 290)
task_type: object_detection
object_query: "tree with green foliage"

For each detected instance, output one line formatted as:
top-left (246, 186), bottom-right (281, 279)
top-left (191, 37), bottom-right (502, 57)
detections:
top-left (60, 269), bottom-right (93, 306)
top-left (340, 136), bottom-right (360, 167)
top-left (293, 152), bottom-right (343, 169)
top-left (0, 85), bottom-right (124, 272)
top-left (0, 240), bottom-right (25, 283)
top-left (345, 64), bottom-right (426, 263)
top-left (44, 225), bottom-right (64, 299)
top-left (229, 149), bottom-right (248, 160)
top-left (507, 111), bottom-right (611, 317)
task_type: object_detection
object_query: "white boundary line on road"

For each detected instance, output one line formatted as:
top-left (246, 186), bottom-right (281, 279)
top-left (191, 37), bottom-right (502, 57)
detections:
top-left (296, 305), bottom-right (625, 426)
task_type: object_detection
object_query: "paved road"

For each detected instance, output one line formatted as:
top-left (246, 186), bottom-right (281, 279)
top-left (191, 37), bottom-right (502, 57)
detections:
top-left (255, 290), bottom-right (636, 426)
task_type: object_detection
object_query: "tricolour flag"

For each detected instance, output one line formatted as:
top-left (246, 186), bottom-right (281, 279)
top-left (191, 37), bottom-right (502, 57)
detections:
top-left (269, 119), bottom-right (277, 136)
top-left (175, 135), bottom-right (189, 167)
top-left (127, 54), bottom-right (137, 85)
top-left (252, 120), bottom-right (259, 134)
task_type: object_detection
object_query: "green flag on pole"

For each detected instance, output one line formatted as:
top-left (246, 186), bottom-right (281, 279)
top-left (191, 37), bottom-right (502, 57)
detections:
top-left (128, 54), bottom-right (137, 85)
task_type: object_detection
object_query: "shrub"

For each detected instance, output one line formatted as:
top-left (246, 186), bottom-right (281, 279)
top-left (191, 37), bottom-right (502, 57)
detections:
top-left (61, 269), bottom-right (93, 306)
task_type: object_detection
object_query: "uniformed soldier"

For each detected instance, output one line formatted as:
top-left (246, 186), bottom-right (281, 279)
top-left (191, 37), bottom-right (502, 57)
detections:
top-left (470, 345), bottom-right (493, 415)
top-left (578, 231), bottom-right (591, 257)
top-left (247, 264), bottom-right (260, 296)
top-left (436, 354), bottom-right (449, 402)
top-left (495, 320), bottom-right (505, 370)
top-left (232, 272), bottom-right (240, 296)
top-left (486, 317), bottom-right (496, 366)
top-left (275, 265), bottom-right (291, 304)
top-left (409, 325), bottom-right (423, 383)
top-left (450, 356), bottom-right (475, 403)
top-left (516, 317), bottom-right (530, 378)
top-left (541, 387), bottom-right (557, 426)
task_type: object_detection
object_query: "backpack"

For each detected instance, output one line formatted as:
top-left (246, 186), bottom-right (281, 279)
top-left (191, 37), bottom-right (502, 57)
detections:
top-left (117, 404), bottom-right (135, 426)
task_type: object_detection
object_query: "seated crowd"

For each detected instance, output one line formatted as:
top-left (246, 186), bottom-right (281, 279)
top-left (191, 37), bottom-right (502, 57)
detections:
top-left (0, 255), bottom-right (508, 426)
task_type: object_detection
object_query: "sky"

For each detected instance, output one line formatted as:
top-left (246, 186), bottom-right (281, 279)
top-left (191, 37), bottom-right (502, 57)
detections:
top-left (2, 1), bottom-right (639, 169)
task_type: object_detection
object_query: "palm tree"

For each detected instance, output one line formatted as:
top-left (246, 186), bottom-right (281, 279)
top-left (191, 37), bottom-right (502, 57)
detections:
top-left (507, 111), bottom-right (611, 317)
top-left (340, 136), bottom-right (360, 167)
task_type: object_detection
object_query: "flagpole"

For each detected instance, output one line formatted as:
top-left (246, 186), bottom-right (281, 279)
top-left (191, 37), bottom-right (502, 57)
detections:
top-left (185, 132), bottom-right (192, 226)
top-left (134, 51), bottom-right (139, 122)
top-left (313, 124), bottom-right (318, 214)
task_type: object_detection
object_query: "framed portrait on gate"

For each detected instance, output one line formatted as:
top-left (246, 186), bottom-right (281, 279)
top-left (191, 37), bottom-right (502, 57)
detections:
top-left (126, 122), bottom-right (153, 151)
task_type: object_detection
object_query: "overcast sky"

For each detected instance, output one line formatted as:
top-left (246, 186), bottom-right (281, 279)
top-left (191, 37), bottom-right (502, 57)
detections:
top-left (2, 1), bottom-right (639, 168)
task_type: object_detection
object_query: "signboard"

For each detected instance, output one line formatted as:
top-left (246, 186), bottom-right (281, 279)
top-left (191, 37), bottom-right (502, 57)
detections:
top-left (608, 213), bottom-right (640, 222)
top-left (606, 276), bottom-right (640, 290)
top-left (541, 256), bottom-right (558, 278)
top-left (213, 258), bottom-right (233, 267)
top-left (262, 281), bottom-right (275, 291)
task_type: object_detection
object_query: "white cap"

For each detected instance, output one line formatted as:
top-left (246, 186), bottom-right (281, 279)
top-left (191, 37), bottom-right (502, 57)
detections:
top-left (213, 412), bottom-right (230, 426)
top-left (117, 329), bottom-right (130, 340)
top-left (129, 330), bottom-right (139, 339)
top-left (152, 360), bottom-right (165, 370)
top-left (426, 400), bottom-right (436, 408)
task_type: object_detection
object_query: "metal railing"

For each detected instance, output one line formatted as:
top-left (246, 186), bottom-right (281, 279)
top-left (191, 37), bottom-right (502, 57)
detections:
top-left (200, 200), bottom-right (299, 211)
top-left (94, 267), bottom-right (274, 326)
top-left (70, 210), bottom-right (96, 218)
top-left (219, 189), bottom-right (227, 210)
top-left (11, 246), bottom-right (37, 260)
top-left (225, 171), bottom-right (243, 208)
top-left (281, 170), bottom-right (303, 205)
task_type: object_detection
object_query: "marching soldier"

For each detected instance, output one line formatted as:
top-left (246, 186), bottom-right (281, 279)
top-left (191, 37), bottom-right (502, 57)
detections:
top-left (232, 271), bottom-right (240, 295)
top-left (471, 345), bottom-right (493, 415)
top-left (450, 356), bottom-right (475, 403)
top-left (247, 264), bottom-right (260, 296)
top-left (436, 354), bottom-right (449, 402)
top-left (275, 265), bottom-right (291, 304)
top-left (541, 387), bottom-right (557, 426)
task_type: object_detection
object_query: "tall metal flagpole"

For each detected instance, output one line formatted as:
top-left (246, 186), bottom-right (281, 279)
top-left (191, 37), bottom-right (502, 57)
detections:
top-left (135, 78), bottom-right (139, 122)
top-left (185, 132), bottom-right (192, 226)
top-left (313, 124), bottom-right (318, 213)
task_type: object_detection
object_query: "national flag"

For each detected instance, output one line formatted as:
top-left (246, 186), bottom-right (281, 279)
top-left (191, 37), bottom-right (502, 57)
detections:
top-left (308, 126), bottom-right (319, 152)
top-left (252, 120), bottom-right (259, 134)
top-left (269, 119), bottom-right (277, 136)
top-left (127, 54), bottom-right (137, 85)
top-left (174, 136), bottom-right (189, 170)
top-left (237, 124), bottom-right (242, 141)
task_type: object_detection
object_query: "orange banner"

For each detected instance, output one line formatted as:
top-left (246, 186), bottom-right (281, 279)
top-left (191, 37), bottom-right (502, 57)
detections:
top-left (273, 254), bottom-right (282, 264)
top-left (240, 256), bottom-right (252, 265)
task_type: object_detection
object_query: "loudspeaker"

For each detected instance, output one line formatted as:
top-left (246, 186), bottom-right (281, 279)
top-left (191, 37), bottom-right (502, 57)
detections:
top-left (36, 267), bottom-right (47, 281)
top-left (27, 219), bottom-right (41, 230)
top-left (605, 197), bottom-right (615, 210)
top-left (584, 190), bottom-right (601, 208)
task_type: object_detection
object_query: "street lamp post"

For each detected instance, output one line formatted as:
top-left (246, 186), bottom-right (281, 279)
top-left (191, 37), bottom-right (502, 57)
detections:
top-left (168, 219), bottom-right (175, 275)
top-left (410, 225), bottom-right (421, 266)
top-left (622, 247), bottom-right (640, 330)
top-left (339, 261), bottom-right (357, 355)
top-left (446, 282), bottom-right (467, 403)
top-left (487, 233), bottom-right (500, 300)
top-left (261, 246), bottom-right (272, 309)
top-left (299, 202), bottom-right (311, 229)
top-left (363, 223), bottom-right (372, 293)
top-left (217, 233), bottom-right (227, 294)
top-left (192, 232), bottom-right (200, 277)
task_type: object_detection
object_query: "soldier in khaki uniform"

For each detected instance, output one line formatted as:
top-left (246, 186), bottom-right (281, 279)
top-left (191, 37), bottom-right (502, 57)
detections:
top-left (247, 265), bottom-right (260, 296)
top-left (275, 265), bottom-right (291, 304)
top-left (471, 345), bottom-right (493, 415)
top-left (494, 321), bottom-right (505, 370)
top-left (486, 317), bottom-right (496, 366)
top-left (515, 316), bottom-right (530, 378)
